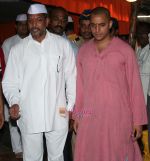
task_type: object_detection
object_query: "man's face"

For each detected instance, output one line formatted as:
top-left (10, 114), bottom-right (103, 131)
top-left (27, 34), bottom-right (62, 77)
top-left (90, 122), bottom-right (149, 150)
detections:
top-left (28, 13), bottom-right (48, 40)
top-left (49, 10), bottom-right (68, 35)
top-left (16, 21), bottom-right (28, 38)
top-left (137, 33), bottom-right (149, 48)
top-left (79, 20), bottom-right (92, 40)
top-left (90, 13), bottom-right (112, 41)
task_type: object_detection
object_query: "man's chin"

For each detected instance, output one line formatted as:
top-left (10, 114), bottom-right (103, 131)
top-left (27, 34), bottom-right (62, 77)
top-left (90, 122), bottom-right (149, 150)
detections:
top-left (54, 30), bottom-right (63, 36)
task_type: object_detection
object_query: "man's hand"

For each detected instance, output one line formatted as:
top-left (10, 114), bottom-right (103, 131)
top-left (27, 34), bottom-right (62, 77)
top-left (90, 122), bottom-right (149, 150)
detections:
top-left (69, 119), bottom-right (74, 131)
top-left (9, 104), bottom-right (20, 120)
top-left (73, 120), bottom-right (79, 134)
top-left (0, 113), bottom-right (4, 129)
top-left (132, 125), bottom-right (142, 141)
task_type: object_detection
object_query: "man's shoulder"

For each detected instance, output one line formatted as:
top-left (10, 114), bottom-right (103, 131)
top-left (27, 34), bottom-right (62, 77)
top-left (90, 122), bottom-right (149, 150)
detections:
top-left (112, 37), bottom-right (136, 59)
top-left (9, 36), bottom-right (29, 51)
top-left (79, 39), bottom-right (93, 50)
top-left (2, 35), bottom-right (18, 46)
top-left (113, 37), bottom-right (131, 49)
top-left (48, 32), bottom-right (69, 44)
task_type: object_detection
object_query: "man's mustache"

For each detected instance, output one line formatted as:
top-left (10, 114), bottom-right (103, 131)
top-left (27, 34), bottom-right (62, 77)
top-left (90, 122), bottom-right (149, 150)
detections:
top-left (55, 26), bottom-right (63, 30)
top-left (30, 28), bottom-right (40, 32)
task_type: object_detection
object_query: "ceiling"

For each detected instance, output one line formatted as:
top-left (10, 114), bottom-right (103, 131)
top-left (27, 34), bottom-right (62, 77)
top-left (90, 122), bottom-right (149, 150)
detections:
top-left (139, 0), bottom-right (150, 14)
top-left (0, 0), bottom-right (31, 22)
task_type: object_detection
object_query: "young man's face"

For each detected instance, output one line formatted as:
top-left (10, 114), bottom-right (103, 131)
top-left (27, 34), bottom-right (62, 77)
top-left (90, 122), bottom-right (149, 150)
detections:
top-left (79, 20), bottom-right (92, 40)
top-left (49, 10), bottom-right (68, 36)
top-left (28, 13), bottom-right (48, 40)
top-left (90, 13), bottom-right (112, 41)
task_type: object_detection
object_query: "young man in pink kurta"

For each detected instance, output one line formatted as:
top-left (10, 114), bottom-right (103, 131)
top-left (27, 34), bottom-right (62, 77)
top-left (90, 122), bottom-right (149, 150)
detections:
top-left (73, 7), bottom-right (147, 161)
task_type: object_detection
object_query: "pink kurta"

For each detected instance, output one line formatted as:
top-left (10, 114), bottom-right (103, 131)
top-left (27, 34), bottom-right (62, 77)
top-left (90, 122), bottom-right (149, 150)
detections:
top-left (73, 37), bottom-right (147, 161)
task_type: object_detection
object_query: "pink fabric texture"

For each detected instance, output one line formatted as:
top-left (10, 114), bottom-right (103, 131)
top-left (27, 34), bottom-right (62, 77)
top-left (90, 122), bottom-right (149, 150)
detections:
top-left (73, 37), bottom-right (147, 161)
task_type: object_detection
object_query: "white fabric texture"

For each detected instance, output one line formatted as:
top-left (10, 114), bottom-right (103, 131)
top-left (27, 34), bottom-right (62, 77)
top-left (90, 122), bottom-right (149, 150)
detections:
top-left (16, 14), bottom-right (27, 21)
top-left (22, 128), bottom-right (67, 161)
top-left (2, 31), bottom-right (76, 134)
top-left (9, 122), bottom-right (22, 153)
top-left (136, 44), bottom-right (150, 103)
top-left (2, 35), bottom-right (22, 63)
top-left (28, 4), bottom-right (47, 14)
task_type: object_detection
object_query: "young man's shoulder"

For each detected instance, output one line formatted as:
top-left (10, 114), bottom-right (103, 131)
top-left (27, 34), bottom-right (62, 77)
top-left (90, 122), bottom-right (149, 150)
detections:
top-left (113, 37), bottom-right (133, 50)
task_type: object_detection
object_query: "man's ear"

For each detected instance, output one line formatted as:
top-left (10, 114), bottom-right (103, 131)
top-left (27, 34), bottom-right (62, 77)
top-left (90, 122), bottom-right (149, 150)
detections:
top-left (109, 20), bottom-right (113, 29)
top-left (46, 17), bottom-right (50, 27)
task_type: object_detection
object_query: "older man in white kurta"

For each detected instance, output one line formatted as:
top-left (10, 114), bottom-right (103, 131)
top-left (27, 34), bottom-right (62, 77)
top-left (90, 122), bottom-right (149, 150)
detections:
top-left (2, 4), bottom-right (76, 161)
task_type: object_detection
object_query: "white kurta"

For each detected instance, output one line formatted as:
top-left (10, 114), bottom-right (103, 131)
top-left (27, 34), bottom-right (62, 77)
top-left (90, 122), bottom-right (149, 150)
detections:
top-left (2, 31), bottom-right (76, 134)
top-left (2, 35), bottom-right (22, 63)
top-left (137, 44), bottom-right (150, 103)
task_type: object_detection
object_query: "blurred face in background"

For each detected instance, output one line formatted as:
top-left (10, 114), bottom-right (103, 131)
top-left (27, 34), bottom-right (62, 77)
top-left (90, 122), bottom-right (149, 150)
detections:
top-left (137, 33), bottom-right (149, 48)
top-left (49, 9), bottom-right (68, 36)
top-left (79, 19), bottom-right (92, 41)
top-left (136, 22), bottom-right (150, 48)
top-left (16, 21), bottom-right (29, 38)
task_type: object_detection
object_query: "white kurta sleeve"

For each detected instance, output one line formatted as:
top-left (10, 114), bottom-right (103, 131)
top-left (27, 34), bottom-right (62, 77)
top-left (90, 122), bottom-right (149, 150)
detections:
top-left (63, 40), bottom-right (76, 111)
top-left (2, 46), bottom-right (20, 107)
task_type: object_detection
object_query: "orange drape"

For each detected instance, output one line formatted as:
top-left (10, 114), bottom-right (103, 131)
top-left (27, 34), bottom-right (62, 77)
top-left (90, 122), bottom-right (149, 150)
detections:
top-left (0, 0), bottom-right (131, 44)
top-left (33, 0), bottom-right (131, 34)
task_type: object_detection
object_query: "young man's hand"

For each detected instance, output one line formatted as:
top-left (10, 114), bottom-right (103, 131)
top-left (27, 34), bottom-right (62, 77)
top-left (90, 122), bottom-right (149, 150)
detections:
top-left (132, 125), bottom-right (142, 141)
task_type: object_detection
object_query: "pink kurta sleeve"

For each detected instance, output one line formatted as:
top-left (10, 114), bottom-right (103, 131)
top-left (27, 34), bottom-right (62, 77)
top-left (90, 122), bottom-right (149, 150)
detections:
top-left (126, 47), bottom-right (147, 125)
top-left (72, 50), bottom-right (84, 121)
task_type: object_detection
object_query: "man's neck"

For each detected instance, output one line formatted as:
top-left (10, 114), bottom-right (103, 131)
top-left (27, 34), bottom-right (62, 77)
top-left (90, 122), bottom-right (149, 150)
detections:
top-left (95, 36), bottom-right (113, 53)
top-left (32, 33), bottom-right (47, 43)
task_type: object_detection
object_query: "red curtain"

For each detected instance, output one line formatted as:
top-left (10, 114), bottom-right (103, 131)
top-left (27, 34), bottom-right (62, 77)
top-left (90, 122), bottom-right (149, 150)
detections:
top-left (33, 0), bottom-right (130, 20)
top-left (0, 22), bottom-right (16, 45)
top-left (0, 0), bottom-right (131, 44)
top-left (33, 0), bottom-right (131, 34)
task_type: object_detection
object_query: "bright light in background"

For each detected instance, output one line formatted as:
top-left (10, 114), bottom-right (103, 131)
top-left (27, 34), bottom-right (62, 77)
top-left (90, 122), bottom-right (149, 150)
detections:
top-left (137, 15), bottom-right (150, 18)
top-left (126, 0), bottom-right (137, 2)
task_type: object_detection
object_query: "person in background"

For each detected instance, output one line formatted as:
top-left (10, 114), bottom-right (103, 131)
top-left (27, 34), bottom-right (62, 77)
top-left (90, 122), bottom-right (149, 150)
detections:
top-left (1, 13), bottom-right (28, 159)
top-left (65, 16), bottom-right (81, 48)
top-left (136, 22), bottom-right (150, 152)
top-left (2, 14), bottom-right (29, 63)
top-left (73, 7), bottom-right (147, 161)
top-left (48, 6), bottom-right (77, 161)
top-left (0, 48), bottom-right (5, 129)
top-left (2, 4), bottom-right (76, 161)
top-left (136, 22), bottom-right (150, 108)
top-left (78, 9), bottom-right (93, 46)
top-left (48, 6), bottom-right (78, 56)
top-left (110, 17), bottom-right (119, 37)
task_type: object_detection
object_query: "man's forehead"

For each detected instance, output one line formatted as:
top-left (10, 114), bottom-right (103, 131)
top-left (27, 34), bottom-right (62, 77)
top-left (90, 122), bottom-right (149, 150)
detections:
top-left (28, 13), bottom-right (46, 18)
top-left (52, 10), bottom-right (67, 18)
top-left (80, 19), bottom-right (90, 24)
top-left (17, 21), bottom-right (27, 24)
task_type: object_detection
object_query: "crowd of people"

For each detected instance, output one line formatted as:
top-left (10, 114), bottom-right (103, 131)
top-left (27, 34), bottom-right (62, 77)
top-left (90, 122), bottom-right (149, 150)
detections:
top-left (0, 3), bottom-right (149, 161)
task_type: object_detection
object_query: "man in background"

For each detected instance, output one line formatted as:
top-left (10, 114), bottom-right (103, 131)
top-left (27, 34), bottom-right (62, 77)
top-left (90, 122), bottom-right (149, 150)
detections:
top-left (2, 14), bottom-right (29, 62)
top-left (78, 9), bottom-right (93, 46)
top-left (48, 6), bottom-right (77, 161)
top-left (2, 13), bottom-right (28, 159)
